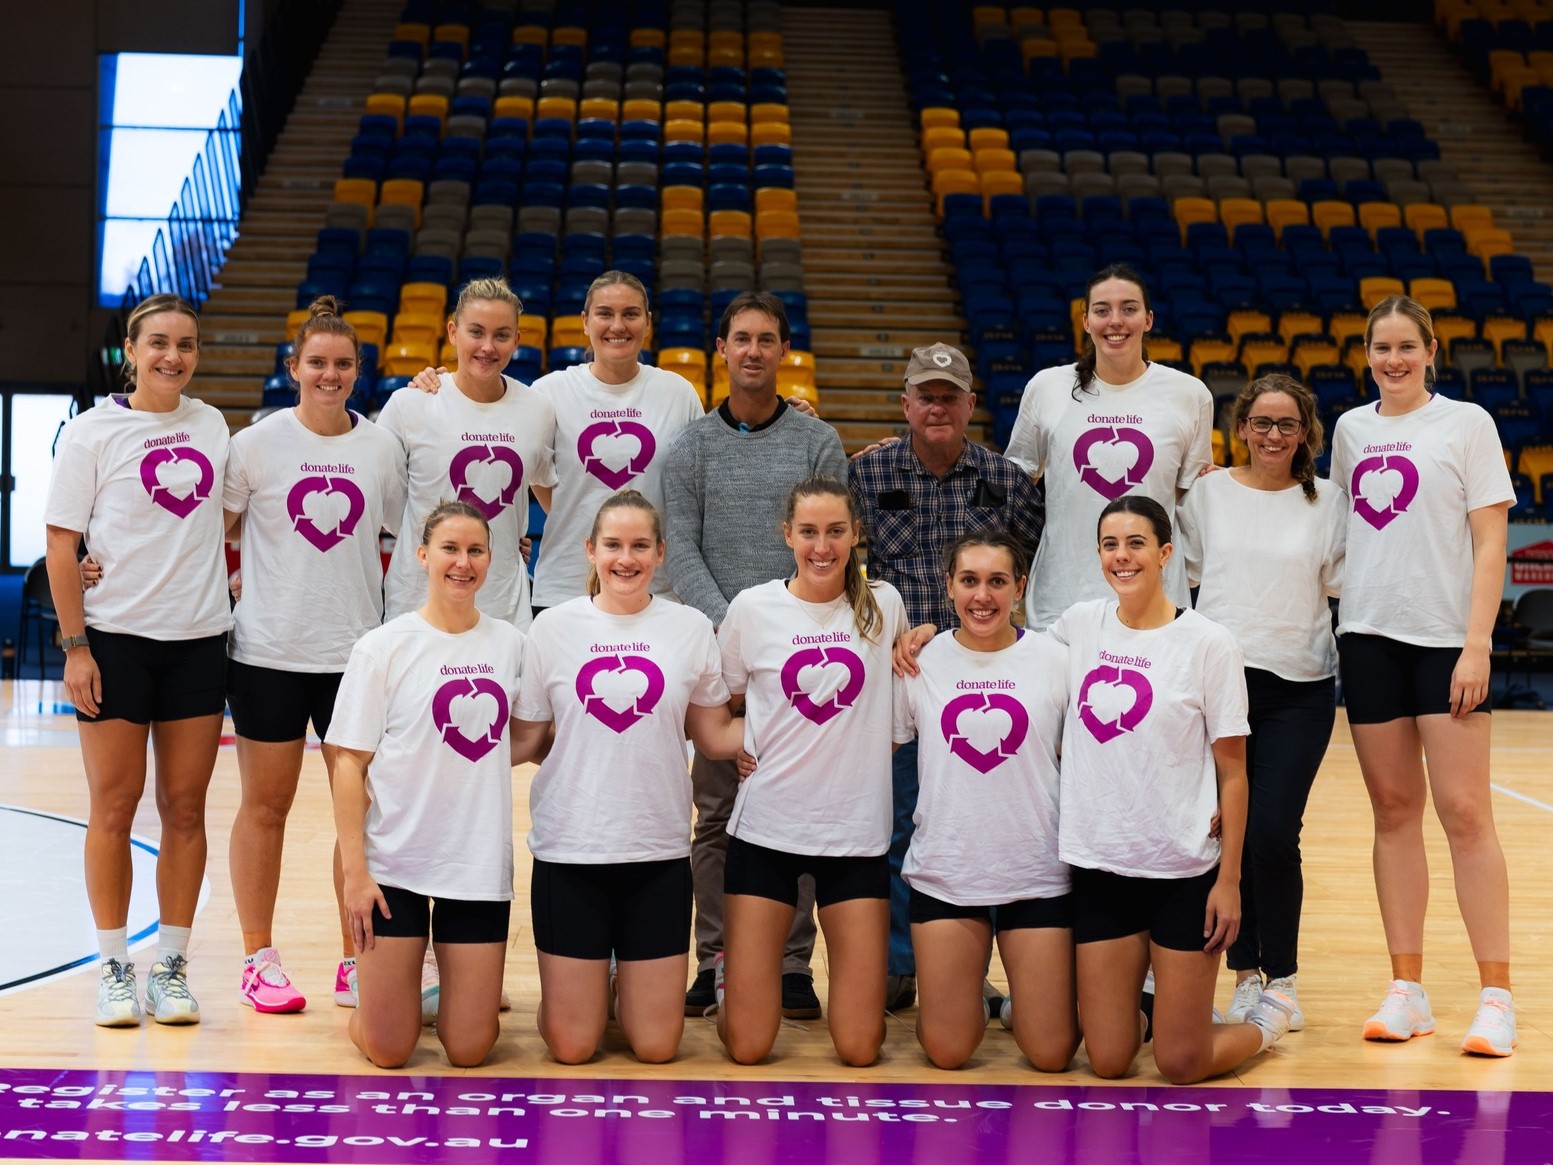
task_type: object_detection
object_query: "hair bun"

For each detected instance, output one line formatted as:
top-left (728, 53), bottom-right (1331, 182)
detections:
top-left (308, 295), bottom-right (342, 320)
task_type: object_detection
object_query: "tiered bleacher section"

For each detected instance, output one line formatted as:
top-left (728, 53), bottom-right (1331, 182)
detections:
top-left (893, 1), bottom-right (1553, 510)
top-left (266, 0), bottom-right (817, 419)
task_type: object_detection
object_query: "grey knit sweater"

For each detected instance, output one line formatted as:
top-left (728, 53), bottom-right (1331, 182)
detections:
top-left (662, 404), bottom-right (848, 625)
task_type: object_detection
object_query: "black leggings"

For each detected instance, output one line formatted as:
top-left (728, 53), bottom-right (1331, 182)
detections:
top-left (1226, 669), bottom-right (1336, 981)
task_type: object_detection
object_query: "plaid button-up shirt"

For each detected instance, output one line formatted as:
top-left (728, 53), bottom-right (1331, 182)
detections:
top-left (848, 438), bottom-right (1045, 630)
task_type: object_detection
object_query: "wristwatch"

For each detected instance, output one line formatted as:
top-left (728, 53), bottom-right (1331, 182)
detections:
top-left (60, 635), bottom-right (90, 651)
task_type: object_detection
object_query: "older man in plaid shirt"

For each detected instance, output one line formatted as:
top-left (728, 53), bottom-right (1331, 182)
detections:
top-left (848, 342), bottom-right (1045, 1013)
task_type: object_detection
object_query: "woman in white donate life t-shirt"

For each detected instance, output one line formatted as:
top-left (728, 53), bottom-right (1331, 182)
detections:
top-left (514, 489), bottom-right (743, 1064)
top-left (327, 501), bottom-right (526, 1070)
top-left (1331, 296), bottom-right (1517, 1056)
top-left (1003, 264), bottom-right (1212, 627)
top-left (1050, 496), bottom-right (1295, 1085)
top-left (718, 475), bottom-right (908, 1067)
top-left (528, 271), bottom-right (705, 611)
top-left (45, 294), bottom-right (229, 1028)
top-left (893, 530), bottom-right (1075, 1072)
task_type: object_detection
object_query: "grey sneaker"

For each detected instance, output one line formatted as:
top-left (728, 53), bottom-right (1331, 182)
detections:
top-left (96, 959), bottom-right (142, 1027)
top-left (145, 955), bottom-right (200, 1025)
top-left (885, 973), bottom-right (916, 1012)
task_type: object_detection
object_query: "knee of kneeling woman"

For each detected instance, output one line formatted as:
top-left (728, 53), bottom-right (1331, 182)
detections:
top-left (628, 1032), bottom-right (680, 1065)
top-left (724, 1028), bottom-right (776, 1066)
top-left (1086, 1042), bottom-right (1140, 1079)
top-left (832, 1031), bottom-right (884, 1069)
top-left (361, 1033), bottom-right (417, 1070)
top-left (918, 1025), bottom-right (979, 1070)
top-left (1024, 1037), bottom-right (1078, 1074)
top-left (441, 1028), bottom-right (498, 1068)
top-left (1152, 1046), bottom-right (1212, 1087)
top-left (542, 1029), bottom-right (598, 1065)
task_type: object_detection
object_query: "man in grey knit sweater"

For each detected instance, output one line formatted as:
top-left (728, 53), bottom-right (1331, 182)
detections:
top-left (662, 291), bottom-right (847, 1018)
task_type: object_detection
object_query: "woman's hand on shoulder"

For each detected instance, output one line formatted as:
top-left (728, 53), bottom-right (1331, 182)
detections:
top-left (892, 623), bottom-right (936, 676)
top-left (409, 366), bottom-right (447, 393)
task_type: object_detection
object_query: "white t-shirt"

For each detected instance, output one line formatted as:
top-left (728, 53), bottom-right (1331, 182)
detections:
top-left (530, 362), bottom-right (705, 607)
top-left (515, 595), bottom-right (728, 863)
top-left (895, 629), bottom-right (1070, 905)
top-left (720, 578), bottom-right (909, 857)
top-left (1004, 362), bottom-right (1213, 627)
top-left (44, 395), bottom-right (230, 639)
top-left (377, 374), bottom-right (556, 629)
top-left (1176, 471), bottom-right (1346, 682)
top-left (1331, 395), bottom-right (1515, 647)
top-left (326, 611), bottom-right (525, 901)
top-left (1049, 599), bottom-right (1249, 879)
top-left (224, 409), bottom-right (407, 672)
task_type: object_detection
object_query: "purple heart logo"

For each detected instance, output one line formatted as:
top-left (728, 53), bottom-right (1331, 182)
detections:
top-left (1077, 664), bottom-right (1153, 744)
top-left (780, 646), bottom-right (866, 725)
top-left (430, 676), bottom-right (509, 762)
top-left (574, 653), bottom-right (667, 733)
top-left (285, 475), bottom-right (367, 552)
top-left (577, 420), bottom-right (658, 490)
top-left (1072, 426), bottom-right (1156, 501)
top-left (939, 692), bottom-right (1029, 774)
top-left (1350, 454), bottom-right (1420, 531)
top-left (139, 447), bottom-right (214, 519)
top-left (448, 443), bottom-right (524, 519)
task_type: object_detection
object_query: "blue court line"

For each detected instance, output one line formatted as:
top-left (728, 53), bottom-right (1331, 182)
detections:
top-left (0, 805), bottom-right (160, 994)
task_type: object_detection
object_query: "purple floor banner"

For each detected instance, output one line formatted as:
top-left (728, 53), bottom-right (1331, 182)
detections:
top-left (0, 1068), bottom-right (1543, 1163)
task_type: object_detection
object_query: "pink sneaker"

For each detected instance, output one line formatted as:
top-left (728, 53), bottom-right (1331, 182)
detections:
top-left (239, 948), bottom-right (306, 1014)
top-left (334, 959), bottom-right (358, 1008)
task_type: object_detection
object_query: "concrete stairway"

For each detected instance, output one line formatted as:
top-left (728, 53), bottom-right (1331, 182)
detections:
top-left (782, 8), bottom-right (979, 452)
top-left (194, 0), bottom-right (402, 425)
top-left (1347, 18), bottom-right (1553, 281)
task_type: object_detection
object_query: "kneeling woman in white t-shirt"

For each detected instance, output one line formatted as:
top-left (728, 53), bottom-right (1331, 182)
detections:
top-left (895, 531), bottom-right (1076, 1071)
top-left (1050, 496), bottom-right (1292, 1084)
top-left (327, 501), bottom-right (526, 1069)
top-left (717, 475), bottom-right (908, 1066)
top-left (513, 489), bottom-right (744, 1064)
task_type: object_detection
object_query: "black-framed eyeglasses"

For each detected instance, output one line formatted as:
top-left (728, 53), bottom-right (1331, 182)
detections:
top-left (1246, 416), bottom-right (1304, 435)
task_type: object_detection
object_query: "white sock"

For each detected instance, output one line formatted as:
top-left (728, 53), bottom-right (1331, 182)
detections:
top-left (97, 928), bottom-right (130, 964)
top-left (341, 956), bottom-right (356, 967)
top-left (157, 924), bottom-right (192, 964)
top-left (1481, 986), bottom-right (1513, 1005)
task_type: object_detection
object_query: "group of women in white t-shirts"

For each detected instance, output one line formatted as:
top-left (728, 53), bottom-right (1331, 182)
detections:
top-left (43, 262), bottom-right (1518, 1076)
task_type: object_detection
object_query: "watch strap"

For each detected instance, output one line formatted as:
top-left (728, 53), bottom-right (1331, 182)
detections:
top-left (60, 634), bottom-right (91, 651)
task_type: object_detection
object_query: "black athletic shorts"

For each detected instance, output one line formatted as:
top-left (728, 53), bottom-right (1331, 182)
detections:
top-left (1338, 633), bottom-right (1489, 723)
top-left (227, 658), bottom-right (344, 742)
top-left (530, 856), bottom-right (691, 961)
top-left (1071, 866), bottom-right (1221, 953)
top-left (78, 629), bottom-right (227, 724)
top-left (371, 883), bottom-right (511, 944)
top-left (724, 835), bottom-right (889, 909)
top-left (909, 887), bottom-right (1074, 931)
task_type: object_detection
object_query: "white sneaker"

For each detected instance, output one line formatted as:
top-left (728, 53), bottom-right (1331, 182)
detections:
top-left (1461, 988), bottom-right (1516, 1057)
top-left (1247, 989), bottom-right (1296, 1048)
top-left (95, 959), bottom-right (142, 1027)
top-left (713, 951), bottom-right (725, 1008)
top-left (1265, 975), bottom-right (1305, 1031)
top-left (145, 955), bottom-right (200, 1025)
top-left (1227, 974), bottom-right (1264, 1023)
top-left (420, 950), bottom-right (439, 1025)
top-left (999, 996), bottom-right (1013, 1029)
top-left (1362, 979), bottom-right (1434, 1041)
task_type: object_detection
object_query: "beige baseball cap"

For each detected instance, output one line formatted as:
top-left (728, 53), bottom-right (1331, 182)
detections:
top-left (903, 342), bottom-right (974, 392)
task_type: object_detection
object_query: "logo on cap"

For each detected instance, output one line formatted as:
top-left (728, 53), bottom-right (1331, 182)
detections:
top-left (933, 351), bottom-right (952, 367)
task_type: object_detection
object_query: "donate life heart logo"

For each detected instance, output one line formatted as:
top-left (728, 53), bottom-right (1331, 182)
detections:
top-left (577, 421), bottom-right (657, 490)
top-left (448, 444), bottom-right (523, 519)
top-left (780, 646), bottom-right (866, 725)
top-left (430, 676), bottom-right (509, 762)
top-left (1072, 426), bottom-right (1156, 501)
top-left (139, 447), bottom-right (214, 519)
top-left (574, 654), bottom-right (667, 733)
top-left (286, 476), bottom-right (367, 552)
top-left (1350, 454), bottom-right (1420, 531)
top-left (939, 692), bottom-right (1029, 774)
top-left (1077, 664), bottom-right (1153, 744)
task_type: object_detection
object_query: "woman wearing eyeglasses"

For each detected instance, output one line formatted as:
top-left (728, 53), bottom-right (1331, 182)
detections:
top-left (1175, 374), bottom-right (1345, 1031)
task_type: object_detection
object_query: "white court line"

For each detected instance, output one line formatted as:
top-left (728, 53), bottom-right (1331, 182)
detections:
top-left (1491, 783), bottom-right (1553, 814)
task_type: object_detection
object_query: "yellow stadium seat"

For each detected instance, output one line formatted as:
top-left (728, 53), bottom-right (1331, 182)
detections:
top-left (1147, 337), bottom-right (1184, 363)
top-left (390, 312), bottom-right (444, 348)
top-left (383, 341), bottom-right (438, 377)
top-left (1294, 341), bottom-right (1341, 379)
top-left (394, 22), bottom-right (429, 46)
top-left (668, 43), bottom-right (705, 67)
top-left (928, 146), bottom-right (975, 173)
top-left (708, 101), bottom-right (746, 124)
top-left (973, 147), bottom-right (1018, 173)
top-left (1327, 311), bottom-right (1369, 349)
top-left (1173, 196), bottom-right (1217, 241)
top-left (1189, 337), bottom-right (1238, 376)
top-left (1226, 310), bottom-right (1273, 346)
top-left (1211, 427), bottom-right (1229, 467)
top-left (756, 210), bottom-right (802, 240)
top-left (400, 282), bottom-right (447, 317)
top-left (439, 340), bottom-right (459, 371)
top-left (1468, 228), bottom-right (1516, 262)
top-left (920, 107), bottom-right (961, 130)
top-left (750, 121), bottom-right (791, 147)
top-left (707, 120), bottom-right (748, 147)
top-left (932, 169), bottom-right (981, 216)
top-left (664, 118), bottom-right (705, 144)
top-left (535, 96), bottom-right (577, 122)
top-left (364, 93), bottom-right (406, 127)
top-left (661, 207), bottom-right (704, 238)
top-left (1240, 336), bottom-right (1290, 372)
top-left (921, 125), bottom-right (966, 152)
top-left (1358, 201), bottom-right (1404, 238)
top-left (431, 23), bottom-right (468, 50)
top-left (285, 308), bottom-right (312, 341)
top-left (1259, 199), bottom-right (1307, 241)
top-left (621, 98), bottom-right (659, 122)
top-left (1312, 200), bottom-right (1357, 238)
top-left (494, 95), bottom-right (534, 122)
top-left (980, 170), bottom-right (1025, 210)
top-left (1519, 445), bottom-right (1553, 502)
top-left (662, 185), bottom-right (704, 213)
top-left (629, 28), bottom-right (665, 49)
top-left (708, 45), bottom-right (743, 69)
top-left (579, 97), bottom-right (619, 122)
top-left (668, 28), bottom-right (705, 52)
top-left (1276, 311), bottom-right (1324, 344)
top-left (1482, 315), bottom-right (1529, 360)
top-left (659, 346), bottom-right (707, 370)
top-left (521, 318), bottom-right (548, 352)
top-left (1403, 201), bottom-right (1449, 239)
top-left (750, 103), bottom-right (790, 125)
top-left (1451, 203), bottom-right (1496, 233)
top-left (664, 100), bottom-right (704, 123)
top-left (343, 311), bottom-right (389, 352)
top-left (709, 209), bottom-right (753, 240)
top-left (551, 318), bottom-right (588, 349)
top-left (777, 364), bottom-right (817, 392)
top-left (755, 187), bottom-right (798, 216)
top-left (1408, 278), bottom-right (1457, 312)
top-left (407, 94), bottom-right (448, 125)
top-left (333, 178), bottom-right (378, 210)
top-left (1360, 277), bottom-right (1406, 309)
top-left (511, 25), bottom-right (546, 47)
top-left (379, 178), bottom-right (424, 223)
top-left (973, 5), bottom-right (1008, 25)
top-left (551, 26), bottom-right (587, 48)
top-left (1022, 39), bottom-right (1060, 63)
top-left (967, 126), bottom-right (1010, 151)
top-left (748, 46), bottom-right (784, 68)
top-left (1431, 314), bottom-right (1477, 352)
top-left (1219, 197), bottom-right (1265, 243)
top-left (708, 30), bottom-right (743, 54)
